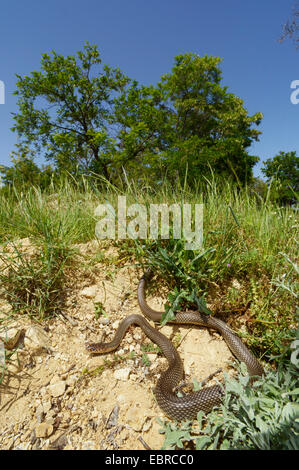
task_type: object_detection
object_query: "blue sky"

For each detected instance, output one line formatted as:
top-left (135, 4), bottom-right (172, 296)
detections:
top-left (0, 0), bottom-right (298, 179)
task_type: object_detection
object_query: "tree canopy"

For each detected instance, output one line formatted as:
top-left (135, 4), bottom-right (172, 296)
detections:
top-left (10, 43), bottom-right (263, 187)
top-left (262, 151), bottom-right (299, 204)
top-left (154, 53), bottom-right (262, 185)
top-left (12, 43), bottom-right (130, 180)
top-left (0, 144), bottom-right (53, 190)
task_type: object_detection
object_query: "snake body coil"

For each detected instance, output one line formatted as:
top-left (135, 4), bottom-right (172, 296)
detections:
top-left (86, 271), bottom-right (264, 421)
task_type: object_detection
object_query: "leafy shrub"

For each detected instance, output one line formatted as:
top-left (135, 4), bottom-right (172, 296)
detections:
top-left (159, 362), bottom-right (299, 450)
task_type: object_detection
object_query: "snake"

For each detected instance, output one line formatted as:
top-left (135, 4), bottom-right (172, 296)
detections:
top-left (86, 269), bottom-right (264, 421)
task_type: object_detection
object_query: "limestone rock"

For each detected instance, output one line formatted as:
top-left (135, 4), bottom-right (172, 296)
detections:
top-left (80, 286), bottom-right (97, 298)
top-left (24, 325), bottom-right (51, 352)
top-left (0, 327), bottom-right (22, 350)
top-left (35, 422), bottom-right (54, 438)
top-left (113, 367), bottom-right (131, 381)
top-left (47, 380), bottom-right (66, 397)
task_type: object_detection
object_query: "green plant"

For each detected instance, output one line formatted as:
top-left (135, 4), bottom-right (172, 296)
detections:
top-left (163, 286), bottom-right (212, 325)
top-left (159, 362), bottom-right (299, 450)
top-left (0, 242), bottom-right (69, 319)
top-left (271, 251), bottom-right (298, 299)
top-left (94, 301), bottom-right (107, 319)
top-left (158, 224), bottom-right (298, 450)
top-left (141, 353), bottom-right (151, 367)
top-left (262, 151), bottom-right (299, 204)
top-left (0, 341), bottom-right (6, 385)
top-left (80, 351), bottom-right (136, 380)
top-left (0, 144), bottom-right (54, 190)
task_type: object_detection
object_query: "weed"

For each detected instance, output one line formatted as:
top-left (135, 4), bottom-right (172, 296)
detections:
top-left (94, 301), bottom-right (107, 319)
top-left (0, 176), bottom-right (297, 449)
top-left (158, 362), bottom-right (299, 450)
top-left (0, 242), bottom-right (69, 319)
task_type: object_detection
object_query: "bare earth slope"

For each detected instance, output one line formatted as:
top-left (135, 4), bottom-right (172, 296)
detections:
top-left (0, 240), bottom-right (234, 450)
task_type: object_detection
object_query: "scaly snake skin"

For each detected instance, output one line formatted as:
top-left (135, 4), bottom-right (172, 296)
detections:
top-left (86, 270), bottom-right (264, 421)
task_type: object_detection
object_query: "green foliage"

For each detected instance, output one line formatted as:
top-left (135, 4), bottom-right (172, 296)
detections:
top-left (127, 179), bottom-right (297, 359)
top-left (112, 81), bottom-right (171, 180)
top-left (157, 53), bottom-right (263, 186)
top-left (157, 222), bottom-right (299, 450)
top-left (0, 183), bottom-right (94, 318)
top-left (262, 151), bottom-right (299, 204)
top-left (163, 286), bottom-right (212, 325)
top-left (0, 174), bottom-right (297, 449)
top-left (159, 419), bottom-right (194, 450)
top-left (12, 42), bottom-right (129, 178)
top-left (11, 45), bottom-right (263, 186)
top-left (0, 242), bottom-right (69, 319)
top-left (250, 177), bottom-right (269, 202)
top-left (200, 364), bottom-right (299, 450)
top-left (94, 301), bottom-right (107, 319)
top-left (272, 250), bottom-right (298, 299)
top-left (0, 144), bottom-right (54, 190)
top-left (112, 52), bottom-right (263, 186)
top-left (0, 178), bottom-right (97, 243)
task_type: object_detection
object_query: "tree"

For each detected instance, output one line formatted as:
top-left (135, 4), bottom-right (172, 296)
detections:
top-left (12, 46), bottom-right (263, 187)
top-left (158, 53), bottom-right (263, 185)
top-left (113, 53), bottom-right (263, 186)
top-left (280, 3), bottom-right (299, 48)
top-left (12, 42), bottom-right (130, 179)
top-left (262, 151), bottom-right (299, 204)
top-left (108, 81), bottom-right (172, 183)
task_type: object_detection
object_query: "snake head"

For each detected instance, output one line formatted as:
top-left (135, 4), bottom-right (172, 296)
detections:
top-left (85, 342), bottom-right (99, 353)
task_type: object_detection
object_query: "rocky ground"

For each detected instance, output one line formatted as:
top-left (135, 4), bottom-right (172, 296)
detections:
top-left (0, 239), bottom-right (234, 450)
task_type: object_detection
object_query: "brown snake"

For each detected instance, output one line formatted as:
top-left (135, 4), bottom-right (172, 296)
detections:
top-left (86, 270), bottom-right (264, 421)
